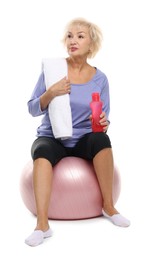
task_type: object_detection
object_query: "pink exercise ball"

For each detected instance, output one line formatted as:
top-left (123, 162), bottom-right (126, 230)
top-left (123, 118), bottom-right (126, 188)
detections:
top-left (20, 157), bottom-right (121, 220)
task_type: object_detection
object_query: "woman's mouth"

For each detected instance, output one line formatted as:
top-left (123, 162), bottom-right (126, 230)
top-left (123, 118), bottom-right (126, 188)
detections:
top-left (70, 47), bottom-right (78, 52)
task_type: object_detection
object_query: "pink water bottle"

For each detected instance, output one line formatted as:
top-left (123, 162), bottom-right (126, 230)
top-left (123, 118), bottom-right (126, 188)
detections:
top-left (90, 92), bottom-right (104, 132)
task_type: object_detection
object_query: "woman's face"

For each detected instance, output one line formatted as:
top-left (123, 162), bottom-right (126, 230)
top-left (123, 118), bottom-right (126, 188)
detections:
top-left (65, 25), bottom-right (92, 58)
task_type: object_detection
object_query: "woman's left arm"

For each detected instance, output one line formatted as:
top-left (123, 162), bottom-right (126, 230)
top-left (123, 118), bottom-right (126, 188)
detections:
top-left (100, 74), bottom-right (110, 132)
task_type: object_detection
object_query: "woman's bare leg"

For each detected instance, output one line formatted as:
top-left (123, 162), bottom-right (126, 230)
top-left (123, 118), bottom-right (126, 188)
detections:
top-left (33, 158), bottom-right (53, 231)
top-left (25, 158), bottom-right (53, 246)
top-left (93, 148), bottom-right (118, 215)
top-left (93, 148), bottom-right (130, 227)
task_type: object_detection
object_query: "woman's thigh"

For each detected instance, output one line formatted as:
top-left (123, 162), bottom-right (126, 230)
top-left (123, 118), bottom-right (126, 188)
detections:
top-left (72, 132), bottom-right (112, 160)
top-left (31, 137), bottom-right (68, 166)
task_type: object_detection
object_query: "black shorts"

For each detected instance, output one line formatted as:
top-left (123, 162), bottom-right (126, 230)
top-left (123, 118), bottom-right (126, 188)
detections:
top-left (31, 132), bottom-right (112, 166)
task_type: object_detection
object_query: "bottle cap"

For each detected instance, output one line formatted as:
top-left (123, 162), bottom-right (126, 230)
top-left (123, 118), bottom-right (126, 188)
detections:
top-left (92, 92), bottom-right (100, 101)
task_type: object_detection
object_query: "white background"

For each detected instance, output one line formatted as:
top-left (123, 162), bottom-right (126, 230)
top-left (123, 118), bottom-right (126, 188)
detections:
top-left (0, 0), bottom-right (154, 259)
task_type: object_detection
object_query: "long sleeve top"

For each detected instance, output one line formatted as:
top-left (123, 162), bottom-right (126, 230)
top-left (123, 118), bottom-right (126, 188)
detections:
top-left (27, 68), bottom-right (110, 147)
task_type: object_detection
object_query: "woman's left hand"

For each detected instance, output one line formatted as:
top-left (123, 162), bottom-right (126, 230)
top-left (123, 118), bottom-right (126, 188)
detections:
top-left (99, 112), bottom-right (109, 132)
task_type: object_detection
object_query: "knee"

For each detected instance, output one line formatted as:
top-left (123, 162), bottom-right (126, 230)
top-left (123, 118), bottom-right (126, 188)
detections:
top-left (91, 132), bottom-right (111, 148)
top-left (89, 132), bottom-right (112, 157)
top-left (31, 143), bottom-right (51, 161)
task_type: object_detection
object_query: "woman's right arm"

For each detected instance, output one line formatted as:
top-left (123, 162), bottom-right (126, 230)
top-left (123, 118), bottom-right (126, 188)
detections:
top-left (28, 72), bottom-right (71, 117)
top-left (27, 72), bottom-right (47, 117)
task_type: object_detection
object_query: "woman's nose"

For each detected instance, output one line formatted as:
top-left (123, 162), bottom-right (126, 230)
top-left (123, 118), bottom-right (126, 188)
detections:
top-left (70, 36), bottom-right (77, 44)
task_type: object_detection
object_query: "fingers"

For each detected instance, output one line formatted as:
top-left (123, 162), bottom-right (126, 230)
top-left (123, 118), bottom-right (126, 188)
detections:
top-left (89, 112), bottom-right (109, 132)
top-left (50, 77), bottom-right (71, 96)
top-left (64, 84), bottom-right (71, 94)
top-left (99, 112), bottom-right (109, 132)
top-left (62, 76), bottom-right (70, 85)
top-left (99, 112), bottom-right (107, 125)
top-left (89, 112), bottom-right (107, 125)
top-left (89, 115), bottom-right (92, 121)
top-left (61, 77), bottom-right (71, 94)
top-left (103, 124), bottom-right (109, 132)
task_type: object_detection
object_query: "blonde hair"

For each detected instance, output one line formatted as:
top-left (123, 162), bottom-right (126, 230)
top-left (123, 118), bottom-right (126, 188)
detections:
top-left (62, 18), bottom-right (103, 58)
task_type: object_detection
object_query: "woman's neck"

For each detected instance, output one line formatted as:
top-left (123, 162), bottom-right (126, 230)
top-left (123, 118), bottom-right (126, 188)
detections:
top-left (66, 56), bottom-right (95, 84)
top-left (66, 57), bottom-right (89, 72)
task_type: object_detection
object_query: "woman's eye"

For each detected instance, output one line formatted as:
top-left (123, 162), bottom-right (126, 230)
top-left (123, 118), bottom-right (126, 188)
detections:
top-left (67, 34), bottom-right (72, 38)
top-left (78, 35), bottom-right (84, 38)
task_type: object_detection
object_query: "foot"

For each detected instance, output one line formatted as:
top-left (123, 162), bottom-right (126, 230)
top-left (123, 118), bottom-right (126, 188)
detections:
top-left (102, 209), bottom-right (130, 227)
top-left (25, 228), bottom-right (52, 246)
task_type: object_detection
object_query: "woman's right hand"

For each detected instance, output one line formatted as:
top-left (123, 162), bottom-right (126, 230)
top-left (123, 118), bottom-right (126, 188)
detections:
top-left (48, 77), bottom-right (71, 97)
top-left (40, 77), bottom-right (71, 111)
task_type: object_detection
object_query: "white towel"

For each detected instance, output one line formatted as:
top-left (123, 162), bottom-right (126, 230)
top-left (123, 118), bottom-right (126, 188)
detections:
top-left (42, 57), bottom-right (72, 139)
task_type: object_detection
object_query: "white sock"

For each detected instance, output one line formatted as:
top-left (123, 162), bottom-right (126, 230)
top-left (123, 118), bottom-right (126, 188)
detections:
top-left (102, 209), bottom-right (130, 227)
top-left (25, 228), bottom-right (52, 246)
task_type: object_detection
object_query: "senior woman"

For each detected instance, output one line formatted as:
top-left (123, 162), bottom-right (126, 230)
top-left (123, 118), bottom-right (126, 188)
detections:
top-left (25, 17), bottom-right (130, 247)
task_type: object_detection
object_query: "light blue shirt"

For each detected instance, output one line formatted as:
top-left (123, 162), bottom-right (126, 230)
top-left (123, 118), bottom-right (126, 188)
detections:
top-left (27, 68), bottom-right (110, 147)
